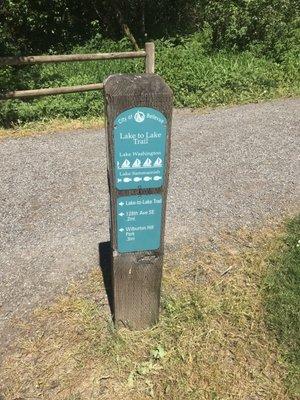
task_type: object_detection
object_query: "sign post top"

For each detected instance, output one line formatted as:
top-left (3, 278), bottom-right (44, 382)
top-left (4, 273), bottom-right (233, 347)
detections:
top-left (104, 74), bottom-right (173, 98)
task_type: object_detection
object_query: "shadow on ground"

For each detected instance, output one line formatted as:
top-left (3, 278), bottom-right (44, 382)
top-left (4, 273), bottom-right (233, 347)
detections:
top-left (98, 241), bottom-right (114, 317)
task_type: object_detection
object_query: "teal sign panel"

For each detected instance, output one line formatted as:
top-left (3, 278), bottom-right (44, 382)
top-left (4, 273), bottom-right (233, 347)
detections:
top-left (117, 194), bottom-right (163, 253)
top-left (114, 107), bottom-right (167, 190)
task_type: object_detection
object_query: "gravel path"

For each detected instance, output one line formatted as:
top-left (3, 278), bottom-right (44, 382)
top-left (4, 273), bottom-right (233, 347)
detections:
top-left (0, 98), bottom-right (299, 345)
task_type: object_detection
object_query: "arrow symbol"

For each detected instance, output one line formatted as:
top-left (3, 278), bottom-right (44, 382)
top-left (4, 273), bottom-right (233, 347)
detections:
top-left (143, 176), bottom-right (152, 181)
top-left (123, 177), bottom-right (132, 182)
top-left (133, 177), bottom-right (142, 182)
top-left (118, 212), bottom-right (124, 216)
top-left (117, 178), bottom-right (122, 182)
top-left (153, 176), bottom-right (162, 181)
top-left (119, 202), bottom-right (124, 206)
top-left (119, 228), bottom-right (124, 232)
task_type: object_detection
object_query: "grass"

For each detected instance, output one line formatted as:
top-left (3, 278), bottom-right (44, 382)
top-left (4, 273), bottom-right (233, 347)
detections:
top-left (1, 218), bottom-right (299, 399)
top-left (0, 116), bottom-right (104, 139)
top-left (263, 215), bottom-right (300, 396)
top-left (1, 35), bottom-right (299, 130)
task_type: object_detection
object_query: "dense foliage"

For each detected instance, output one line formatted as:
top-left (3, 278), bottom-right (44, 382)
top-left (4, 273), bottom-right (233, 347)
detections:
top-left (0, 0), bottom-right (299, 127)
top-left (1, 0), bottom-right (299, 56)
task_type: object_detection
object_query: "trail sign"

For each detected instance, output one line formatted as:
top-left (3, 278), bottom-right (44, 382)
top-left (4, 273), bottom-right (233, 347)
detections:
top-left (104, 74), bottom-right (172, 329)
top-left (114, 107), bottom-right (167, 190)
top-left (117, 194), bottom-right (163, 253)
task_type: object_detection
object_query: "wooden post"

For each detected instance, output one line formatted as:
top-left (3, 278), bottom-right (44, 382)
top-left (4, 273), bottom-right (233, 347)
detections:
top-left (0, 51), bottom-right (146, 66)
top-left (104, 74), bottom-right (172, 329)
top-left (0, 83), bottom-right (104, 99)
top-left (145, 42), bottom-right (155, 73)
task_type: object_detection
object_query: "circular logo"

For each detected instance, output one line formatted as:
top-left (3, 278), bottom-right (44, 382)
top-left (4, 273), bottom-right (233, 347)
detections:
top-left (134, 111), bottom-right (145, 123)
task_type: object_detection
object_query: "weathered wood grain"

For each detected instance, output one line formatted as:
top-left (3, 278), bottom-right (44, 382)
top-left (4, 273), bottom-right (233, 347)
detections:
top-left (0, 51), bottom-right (146, 66)
top-left (104, 74), bottom-right (173, 329)
top-left (145, 42), bottom-right (155, 73)
top-left (0, 83), bottom-right (104, 99)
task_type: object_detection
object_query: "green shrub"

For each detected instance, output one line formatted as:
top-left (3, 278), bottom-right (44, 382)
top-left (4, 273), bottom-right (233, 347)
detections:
top-left (0, 34), bottom-right (299, 127)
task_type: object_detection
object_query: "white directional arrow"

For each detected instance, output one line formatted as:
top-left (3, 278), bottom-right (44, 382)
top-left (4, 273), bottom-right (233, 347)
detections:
top-left (118, 212), bottom-right (125, 216)
top-left (117, 178), bottom-right (122, 182)
top-left (123, 177), bottom-right (132, 182)
top-left (143, 176), bottom-right (152, 181)
top-left (119, 228), bottom-right (124, 232)
top-left (133, 177), bottom-right (142, 182)
top-left (153, 176), bottom-right (162, 181)
top-left (119, 202), bottom-right (124, 206)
